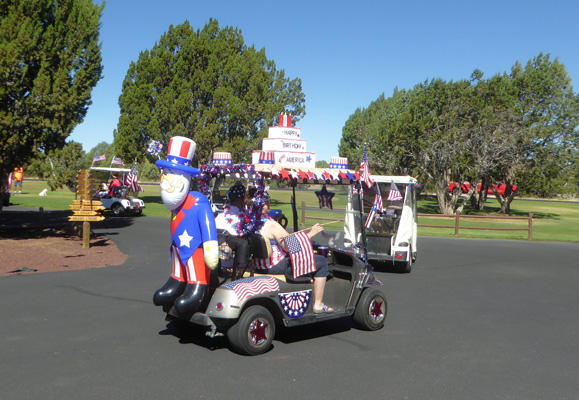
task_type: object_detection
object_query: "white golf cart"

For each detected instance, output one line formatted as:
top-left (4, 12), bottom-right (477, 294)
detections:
top-left (344, 175), bottom-right (418, 273)
top-left (89, 167), bottom-right (145, 216)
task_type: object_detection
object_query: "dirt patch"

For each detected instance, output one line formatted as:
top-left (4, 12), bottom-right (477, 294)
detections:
top-left (0, 228), bottom-right (128, 277)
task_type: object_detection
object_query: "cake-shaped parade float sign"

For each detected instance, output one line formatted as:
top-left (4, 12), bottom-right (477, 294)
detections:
top-left (251, 113), bottom-right (316, 169)
top-left (250, 113), bottom-right (358, 186)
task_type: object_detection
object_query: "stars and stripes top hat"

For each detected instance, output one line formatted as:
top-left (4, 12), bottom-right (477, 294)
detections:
top-left (213, 152), bottom-right (232, 165)
top-left (155, 136), bottom-right (200, 176)
top-left (329, 157), bottom-right (348, 169)
top-left (259, 151), bottom-right (275, 164)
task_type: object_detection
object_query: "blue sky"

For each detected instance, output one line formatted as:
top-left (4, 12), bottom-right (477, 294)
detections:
top-left (70, 0), bottom-right (579, 163)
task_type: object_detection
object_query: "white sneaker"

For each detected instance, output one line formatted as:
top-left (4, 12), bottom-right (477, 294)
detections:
top-left (19, 191), bottom-right (22, 194)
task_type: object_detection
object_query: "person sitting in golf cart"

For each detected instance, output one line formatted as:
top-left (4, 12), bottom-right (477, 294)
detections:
top-left (254, 220), bottom-right (333, 314)
top-left (93, 183), bottom-right (110, 199)
top-left (215, 182), bottom-right (250, 235)
top-left (246, 187), bottom-right (274, 221)
top-left (108, 173), bottom-right (123, 197)
top-left (216, 182), bottom-right (334, 314)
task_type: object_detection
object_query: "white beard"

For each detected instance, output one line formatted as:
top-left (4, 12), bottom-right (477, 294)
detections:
top-left (159, 169), bottom-right (191, 211)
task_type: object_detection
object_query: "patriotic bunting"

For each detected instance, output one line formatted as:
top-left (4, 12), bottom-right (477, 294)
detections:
top-left (279, 290), bottom-right (312, 318)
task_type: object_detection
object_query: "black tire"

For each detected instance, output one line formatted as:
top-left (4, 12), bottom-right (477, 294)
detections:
top-left (227, 305), bottom-right (275, 356)
top-left (353, 289), bottom-right (387, 331)
top-left (398, 260), bottom-right (412, 273)
top-left (111, 203), bottom-right (125, 217)
top-left (279, 216), bottom-right (288, 228)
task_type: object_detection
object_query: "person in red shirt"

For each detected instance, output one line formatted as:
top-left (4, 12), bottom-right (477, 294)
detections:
top-left (108, 173), bottom-right (122, 197)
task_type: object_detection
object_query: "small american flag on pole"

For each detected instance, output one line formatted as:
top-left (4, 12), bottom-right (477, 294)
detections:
top-left (111, 156), bottom-right (124, 166)
top-left (126, 161), bottom-right (143, 193)
top-left (360, 144), bottom-right (373, 190)
top-left (222, 276), bottom-right (280, 301)
top-left (387, 181), bottom-right (403, 201)
top-left (365, 185), bottom-right (384, 229)
top-left (284, 231), bottom-right (316, 279)
top-left (92, 154), bottom-right (105, 162)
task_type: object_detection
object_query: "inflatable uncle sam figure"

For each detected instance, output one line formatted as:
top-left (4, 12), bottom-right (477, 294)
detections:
top-left (153, 136), bottom-right (219, 319)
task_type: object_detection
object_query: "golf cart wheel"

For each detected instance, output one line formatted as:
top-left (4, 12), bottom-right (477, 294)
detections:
top-left (227, 305), bottom-right (275, 356)
top-left (111, 203), bottom-right (125, 216)
top-left (353, 289), bottom-right (387, 331)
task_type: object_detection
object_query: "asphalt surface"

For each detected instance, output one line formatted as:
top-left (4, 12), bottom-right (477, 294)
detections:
top-left (1, 210), bottom-right (578, 400)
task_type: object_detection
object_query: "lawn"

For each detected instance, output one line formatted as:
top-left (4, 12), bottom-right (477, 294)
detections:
top-left (8, 179), bottom-right (579, 243)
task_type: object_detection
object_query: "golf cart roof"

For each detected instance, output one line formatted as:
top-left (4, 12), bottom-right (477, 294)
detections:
top-left (372, 175), bottom-right (417, 184)
top-left (90, 167), bottom-right (131, 173)
top-left (202, 164), bottom-right (416, 186)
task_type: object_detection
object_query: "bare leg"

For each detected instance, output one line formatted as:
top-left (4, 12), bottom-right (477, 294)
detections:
top-left (313, 277), bottom-right (333, 311)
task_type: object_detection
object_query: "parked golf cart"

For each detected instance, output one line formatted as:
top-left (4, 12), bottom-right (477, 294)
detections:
top-left (89, 167), bottom-right (145, 216)
top-left (157, 164), bottom-right (388, 355)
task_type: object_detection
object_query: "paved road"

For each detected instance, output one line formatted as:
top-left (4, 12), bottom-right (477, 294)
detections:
top-left (1, 213), bottom-right (578, 400)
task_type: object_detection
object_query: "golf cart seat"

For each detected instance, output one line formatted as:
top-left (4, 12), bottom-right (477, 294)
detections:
top-left (220, 233), bottom-right (311, 284)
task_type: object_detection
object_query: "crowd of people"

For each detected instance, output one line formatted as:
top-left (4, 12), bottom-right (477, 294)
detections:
top-left (215, 182), bottom-right (334, 314)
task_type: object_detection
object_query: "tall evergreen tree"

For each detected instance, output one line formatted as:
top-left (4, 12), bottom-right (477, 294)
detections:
top-left (0, 0), bottom-right (104, 189)
top-left (115, 19), bottom-right (306, 165)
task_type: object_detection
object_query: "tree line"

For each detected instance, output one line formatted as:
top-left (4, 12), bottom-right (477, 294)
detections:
top-left (339, 53), bottom-right (579, 214)
top-left (2, 2), bottom-right (577, 215)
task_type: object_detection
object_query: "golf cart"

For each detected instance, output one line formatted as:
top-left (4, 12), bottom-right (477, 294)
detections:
top-left (157, 164), bottom-right (389, 356)
top-left (344, 175), bottom-right (418, 273)
top-left (89, 167), bottom-right (145, 216)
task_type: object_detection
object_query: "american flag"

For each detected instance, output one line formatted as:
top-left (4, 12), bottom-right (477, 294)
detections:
top-left (365, 266), bottom-right (384, 286)
top-left (360, 144), bottom-right (373, 189)
top-left (222, 276), bottom-right (280, 301)
top-left (111, 156), bottom-right (124, 166)
top-left (92, 154), bottom-right (105, 162)
top-left (365, 184), bottom-right (384, 229)
top-left (279, 290), bottom-right (312, 318)
top-left (284, 231), bottom-right (316, 279)
top-left (125, 161), bottom-right (143, 193)
top-left (387, 181), bottom-right (403, 201)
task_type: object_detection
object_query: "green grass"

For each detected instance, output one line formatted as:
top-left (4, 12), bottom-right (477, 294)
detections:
top-left (9, 180), bottom-right (579, 243)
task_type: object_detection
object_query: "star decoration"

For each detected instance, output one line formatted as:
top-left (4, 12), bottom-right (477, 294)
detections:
top-left (179, 229), bottom-right (193, 248)
top-left (306, 155), bottom-right (312, 162)
top-left (250, 320), bottom-right (269, 345)
top-left (370, 299), bottom-right (384, 321)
